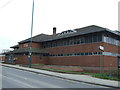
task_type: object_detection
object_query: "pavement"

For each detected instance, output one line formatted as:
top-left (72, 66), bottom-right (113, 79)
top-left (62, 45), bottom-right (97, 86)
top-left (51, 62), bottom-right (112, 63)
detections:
top-left (1, 63), bottom-right (120, 88)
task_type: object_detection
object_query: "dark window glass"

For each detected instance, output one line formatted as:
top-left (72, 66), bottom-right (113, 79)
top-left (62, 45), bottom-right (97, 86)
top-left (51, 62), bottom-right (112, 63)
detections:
top-left (98, 52), bottom-right (102, 55)
top-left (93, 35), bottom-right (97, 42)
top-left (81, 53), bottom-right (84, 56)
top-left (93, 52), bottom-right (98, 55)
top-left (61, 54), bottom-right (63, 56)
top-left (75, 53), bottom-right (80, 56)
top-left (76, 39), bottom-right (80, 44)
top-left (63, 40), bottom-right (67, 46)
top-left (64, 54), bottom-right (67, 56)
top-left (89, 52), bottom-right (92, 55)
top-left (67, 54), bottom-right (70, 56)
top-left (74, 38), bottom-right (77, 44)
top-left (85, 36), bottom-right (89, 43)
top-left (89, 36), bottom-right (92, 43)
top-left (74, 53), bottom-right (77, 56)
top-left (69, 39), bottom-right (73, 45)
top-left (69, 54), bottom-right (72, 56)
top-left (98, 34), bottom-right (102, 41)
top-left (85, 52), bottom-right (88, 55)
top-left (81, 37), bottom-right (85, 44)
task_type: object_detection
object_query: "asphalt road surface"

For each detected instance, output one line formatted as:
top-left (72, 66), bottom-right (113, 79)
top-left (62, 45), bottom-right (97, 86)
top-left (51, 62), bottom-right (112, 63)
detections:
top-left (2, 66), bottom-right (110, 88)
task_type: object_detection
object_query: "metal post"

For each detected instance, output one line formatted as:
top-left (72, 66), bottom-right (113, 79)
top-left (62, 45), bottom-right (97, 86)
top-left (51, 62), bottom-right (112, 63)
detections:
top-left (99, 46), bottom-right (104, 75)
top-left (29, 0), bottom-right (34, 68)
top-left (100, 51), bottom-right (104, 75)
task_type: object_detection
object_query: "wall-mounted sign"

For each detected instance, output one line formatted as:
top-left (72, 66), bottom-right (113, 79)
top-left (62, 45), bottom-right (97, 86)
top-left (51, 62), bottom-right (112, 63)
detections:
top-left (23, 44), bottom-right (28, 48)
top-left (99, 46), bottom-right (104, 51)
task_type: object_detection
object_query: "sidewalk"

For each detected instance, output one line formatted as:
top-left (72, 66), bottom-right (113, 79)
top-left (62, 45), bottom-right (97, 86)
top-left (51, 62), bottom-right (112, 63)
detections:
top-left (1, 64), bottom-right (120, 88)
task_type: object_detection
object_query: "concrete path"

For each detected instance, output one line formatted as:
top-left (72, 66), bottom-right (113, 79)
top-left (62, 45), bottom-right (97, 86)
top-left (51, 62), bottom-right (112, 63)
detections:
top-left (1, 63), bottom-right (120, 88)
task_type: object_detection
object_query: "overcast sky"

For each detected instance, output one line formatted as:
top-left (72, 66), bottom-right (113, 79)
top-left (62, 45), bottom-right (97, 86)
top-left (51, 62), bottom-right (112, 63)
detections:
top-left (0, 0), bottom-right (119, 53)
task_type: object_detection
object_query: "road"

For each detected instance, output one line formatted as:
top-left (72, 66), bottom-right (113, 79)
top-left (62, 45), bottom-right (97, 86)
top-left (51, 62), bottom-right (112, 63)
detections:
top-left (2, 66), bottom-right (110, 88)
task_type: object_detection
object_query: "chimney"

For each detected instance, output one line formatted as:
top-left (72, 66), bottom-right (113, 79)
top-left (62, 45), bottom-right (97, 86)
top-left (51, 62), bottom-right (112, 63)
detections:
top-left (53, 27), bottom-right (56, 35)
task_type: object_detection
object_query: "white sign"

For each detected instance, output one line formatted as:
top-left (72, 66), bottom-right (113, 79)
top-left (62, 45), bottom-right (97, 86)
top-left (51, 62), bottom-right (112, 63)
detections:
top-left (99, 46), bottom-right (104, 51)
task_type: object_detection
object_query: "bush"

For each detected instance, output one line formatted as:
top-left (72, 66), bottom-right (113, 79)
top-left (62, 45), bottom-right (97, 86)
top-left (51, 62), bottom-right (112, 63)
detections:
top-left (92, 71), bottom-right (120, 81)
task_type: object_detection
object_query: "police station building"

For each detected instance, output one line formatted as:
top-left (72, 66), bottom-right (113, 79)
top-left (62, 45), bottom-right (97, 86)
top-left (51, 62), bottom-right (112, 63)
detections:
top-left (5, 25), bottom-right (120, 72)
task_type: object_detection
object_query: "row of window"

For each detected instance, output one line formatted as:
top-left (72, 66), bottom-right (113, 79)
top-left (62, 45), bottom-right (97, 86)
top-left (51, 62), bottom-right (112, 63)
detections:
top-left (7, 52), bottom-right (120, 57)
top-left (49, 52), bottom-right (120, 57)
top-left (103, 36), bottom-right (120, 46)
top-left (49, 52), bottom-right (102, 57)
top-left (43, 34), bottom-right (102, 48)
top-left (103, 52), bottom-right (120, 57)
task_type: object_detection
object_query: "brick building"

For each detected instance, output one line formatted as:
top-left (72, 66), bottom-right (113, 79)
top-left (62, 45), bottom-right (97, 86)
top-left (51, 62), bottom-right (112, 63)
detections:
top-left (4, 25), bottom-right (120, 72)
top-left (0, 55), bottom-right (5, 62)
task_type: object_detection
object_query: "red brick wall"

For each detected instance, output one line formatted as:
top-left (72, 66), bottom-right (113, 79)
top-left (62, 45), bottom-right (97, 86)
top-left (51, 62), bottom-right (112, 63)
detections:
top-left (48, 56), bottom-right (117, 67)
top-left (48, 56), bottom-right (100, 66)
top-left (32, 43), bottom-right (42, 48)
top-left (103, 56), bottom-right (117, 67)
top-left (103, 43), bottom-right (119, 54)
top-left (19, 42), bottom-right (42, 49)
top-left (47, 55), bottom-right (118, 72)
top-left (14, 55), bottom-right (48, 65)
top-left (44, 42), bottom-right (118, 71)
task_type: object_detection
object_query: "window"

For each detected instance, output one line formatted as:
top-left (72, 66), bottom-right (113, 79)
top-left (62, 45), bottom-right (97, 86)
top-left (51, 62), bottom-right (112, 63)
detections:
top-left (61, 54), bottom-right (63, 56)
top-left (69, 39), bottom-right (74, 45)
top-left (85, 52), bottom-right (88, 55)
top-left (89, 52), bottom-right (92, 55)
top-left (76, 53), bottom-right (80, 56)
top-left (74, 53), bottom-right (77, 56)
top-left (81, 53), bottom-right (84, 56)
top-left (67, 54), bottom-right (70, 56)
top-left (93, 52), bottom-right (98, 55)
top-left (74, 38), bottom-right (77, 44)
top-left (81, 37), bottom-right (85, 44)
top-left (89, 36), bottom-right (92, 43)
top-left (98, 52), bottom-right (102, 55)
top-left (63, 40), bottom-right (67, 46)
top-left (98, 34), bottom-right (102, 42)
top-left (93, 35), bottom-right (97, 42)
top-left (43, 33), bottom-right (119, 49)
top-left (103, 35), bottom-right (120, 46)
top-left (85, 36), bottom-right (89, 43)
top-left (76, 39), bottom-right (80, 44)
top-left (58, 54), bottom-right (61, 56)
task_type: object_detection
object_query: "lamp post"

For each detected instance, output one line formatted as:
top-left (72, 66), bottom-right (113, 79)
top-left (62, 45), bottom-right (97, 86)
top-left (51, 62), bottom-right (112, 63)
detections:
top-left (99, 45), bottom-right (104, 75)
top-left (29, 0), bottom-right (34, 68)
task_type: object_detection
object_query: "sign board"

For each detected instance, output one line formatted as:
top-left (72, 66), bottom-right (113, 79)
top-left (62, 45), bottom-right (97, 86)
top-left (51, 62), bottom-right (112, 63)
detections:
top-left (99, 46), bottom-right (104, 51)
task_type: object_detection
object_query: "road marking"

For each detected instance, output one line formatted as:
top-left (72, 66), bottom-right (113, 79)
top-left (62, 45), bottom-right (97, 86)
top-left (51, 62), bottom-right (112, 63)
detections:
top-left (3, 71), bottom-right (62, 88)
top-left (2, 75), bottom-right (36, 88)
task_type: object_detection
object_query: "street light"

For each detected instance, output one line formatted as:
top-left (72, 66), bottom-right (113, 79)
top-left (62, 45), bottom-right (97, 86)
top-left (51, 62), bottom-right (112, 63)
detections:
top-left (99, 45), bottom-right (104, 75)
top-left (29, 0), bottom-right (34, 68)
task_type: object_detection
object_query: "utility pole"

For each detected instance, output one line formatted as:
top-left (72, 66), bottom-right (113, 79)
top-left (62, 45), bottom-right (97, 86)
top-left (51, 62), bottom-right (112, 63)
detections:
top-left (29, 0), bottom-right (34, 68)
